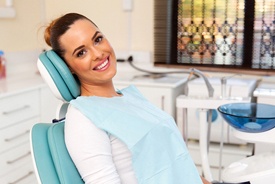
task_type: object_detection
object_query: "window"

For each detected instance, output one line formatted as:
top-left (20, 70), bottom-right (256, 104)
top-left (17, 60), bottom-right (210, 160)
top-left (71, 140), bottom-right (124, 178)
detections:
top-left (154, 0), bottom-right (275, 75)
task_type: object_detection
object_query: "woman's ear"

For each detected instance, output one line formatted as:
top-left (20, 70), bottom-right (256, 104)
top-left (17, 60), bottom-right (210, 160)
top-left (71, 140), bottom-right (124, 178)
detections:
top-left (68, 66), bottom-right (75, 74)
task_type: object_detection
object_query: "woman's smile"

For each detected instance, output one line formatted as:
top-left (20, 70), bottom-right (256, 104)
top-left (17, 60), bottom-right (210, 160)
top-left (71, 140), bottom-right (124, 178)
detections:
top-left (93, 57), bottom-right (110, 71)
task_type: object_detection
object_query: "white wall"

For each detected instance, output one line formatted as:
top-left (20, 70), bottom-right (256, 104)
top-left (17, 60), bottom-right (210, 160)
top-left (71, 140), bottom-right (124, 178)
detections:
top-left (0, 0), bottom-right (44, 51)
top-left (0, 0), bottom-right (154, 54)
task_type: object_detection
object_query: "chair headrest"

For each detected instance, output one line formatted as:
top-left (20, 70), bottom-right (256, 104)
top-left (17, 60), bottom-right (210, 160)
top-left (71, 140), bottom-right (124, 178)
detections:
top-left (37, 50), bottom-right (80, 102)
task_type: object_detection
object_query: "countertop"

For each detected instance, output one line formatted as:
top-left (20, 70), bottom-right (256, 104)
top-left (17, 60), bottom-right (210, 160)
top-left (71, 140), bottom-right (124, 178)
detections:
top-left (0, 61), bottom-right (189, 98)
top-left (0, 72), bottom-right (45, 98)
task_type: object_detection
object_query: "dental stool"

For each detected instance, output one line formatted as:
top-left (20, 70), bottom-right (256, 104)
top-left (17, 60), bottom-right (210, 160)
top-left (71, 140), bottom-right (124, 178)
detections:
top-left (30, 50), bottom-right (83, 183)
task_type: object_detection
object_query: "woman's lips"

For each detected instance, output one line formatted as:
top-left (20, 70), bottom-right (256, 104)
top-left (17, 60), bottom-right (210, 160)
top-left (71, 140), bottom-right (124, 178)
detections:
top-left (93, 57), bottom-right (110, 71)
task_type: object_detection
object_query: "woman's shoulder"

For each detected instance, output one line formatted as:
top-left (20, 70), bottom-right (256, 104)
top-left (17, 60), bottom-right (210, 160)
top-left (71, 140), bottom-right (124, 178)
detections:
top-left (120, 85), bottom-right (146, 100)
top-left (65, 104), bottom-right (90, 125)
top-left (66, 104), bottom-right (84, 117)
top-left (65, 104), bottom-right (107, 135)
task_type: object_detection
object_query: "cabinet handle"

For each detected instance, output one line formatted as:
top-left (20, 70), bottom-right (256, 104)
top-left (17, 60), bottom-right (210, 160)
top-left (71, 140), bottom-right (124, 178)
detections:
top-left (8, 171), bottom-right (34, 184)
top-left (7, 151), bottom-right (31, 164)
top-left (4, 130), bottom-right (30, 142)
top-left (2, 105), bottom-right (30, 115)
top-left (196, 163), bottom-right (224, 170)
top-left (161, 95), bottom-right (165, 110)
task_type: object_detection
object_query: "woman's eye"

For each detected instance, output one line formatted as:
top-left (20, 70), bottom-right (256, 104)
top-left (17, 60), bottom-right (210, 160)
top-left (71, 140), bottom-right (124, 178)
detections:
top-left (76, 50), bottom-right (86, 57)
top-left (95, 36), bottom-right (103, 44)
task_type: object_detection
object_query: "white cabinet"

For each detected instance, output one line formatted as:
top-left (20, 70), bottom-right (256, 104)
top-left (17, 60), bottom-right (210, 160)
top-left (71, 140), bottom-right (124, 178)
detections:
top-left (0, 89), bottom-right (39, 184)
top-left (0, 83), bottom-right (59, 184)
top-left (114, 75), bottom-right (187, 119)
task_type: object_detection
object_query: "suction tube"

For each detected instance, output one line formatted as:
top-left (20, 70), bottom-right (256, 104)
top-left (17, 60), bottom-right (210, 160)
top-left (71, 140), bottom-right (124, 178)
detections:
top-left (188, 68), bottom-right (214, 98)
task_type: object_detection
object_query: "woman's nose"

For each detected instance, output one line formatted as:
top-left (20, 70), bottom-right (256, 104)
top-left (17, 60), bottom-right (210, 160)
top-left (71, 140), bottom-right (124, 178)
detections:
top-left (91, 47), bottom-right (103, 61)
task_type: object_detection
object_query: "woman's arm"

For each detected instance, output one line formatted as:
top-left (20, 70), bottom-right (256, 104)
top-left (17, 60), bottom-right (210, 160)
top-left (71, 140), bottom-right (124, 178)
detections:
top-left (201, 176), bottom-right (211, 184)
top-left (65, 105), bottom-right (121, 184)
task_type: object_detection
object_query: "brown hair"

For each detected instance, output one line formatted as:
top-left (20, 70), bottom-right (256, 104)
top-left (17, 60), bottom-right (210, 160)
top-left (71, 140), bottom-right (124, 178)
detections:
top-left (44, 13), bottom-right (97, 58)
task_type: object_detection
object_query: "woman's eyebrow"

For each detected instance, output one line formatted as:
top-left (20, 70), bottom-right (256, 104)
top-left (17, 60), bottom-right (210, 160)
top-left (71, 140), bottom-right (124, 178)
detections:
top-left (72, 31), bottom-right (101, 56)
top-left (92, 31), bottom-right (100, 40)
top-left (72, 45), bottom-right (85, 56)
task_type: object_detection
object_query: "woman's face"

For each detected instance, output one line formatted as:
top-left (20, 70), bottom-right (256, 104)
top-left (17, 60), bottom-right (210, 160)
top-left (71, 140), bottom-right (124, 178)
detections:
top-left (60, 19), bottom-right (117, 88)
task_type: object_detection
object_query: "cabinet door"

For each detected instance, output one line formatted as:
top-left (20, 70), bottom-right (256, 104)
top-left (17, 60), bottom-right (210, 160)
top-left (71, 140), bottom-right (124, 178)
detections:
top-left (0, 90), bottom-right (39, 129)
top-left (115, 84), bottom-right (173, 114)
top-left (0, 162), bottom-right (37, 184)
top-left (0, 142), bottom-right (32, 176)
top-left (40, 86), bottom-right (61, 123)
top-left (0, 117), bottom-right (38, 153)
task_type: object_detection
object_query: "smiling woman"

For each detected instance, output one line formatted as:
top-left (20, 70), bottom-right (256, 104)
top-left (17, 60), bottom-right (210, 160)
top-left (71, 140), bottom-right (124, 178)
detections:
top-left (59, 20), bottom-right (117, 97)
top-left (43, 12), bottom-right (209, 184)
top-left (44, 13), bottom-right (117, 97)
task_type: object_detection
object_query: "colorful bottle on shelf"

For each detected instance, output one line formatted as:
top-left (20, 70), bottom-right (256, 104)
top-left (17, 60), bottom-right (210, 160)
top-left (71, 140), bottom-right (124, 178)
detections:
top-left (0, 50), bottom-right (6, 79)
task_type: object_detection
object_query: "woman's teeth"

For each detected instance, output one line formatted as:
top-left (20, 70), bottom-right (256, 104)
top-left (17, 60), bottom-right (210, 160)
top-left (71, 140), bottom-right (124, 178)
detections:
top-left (94, 60), bottom-right (109, 70)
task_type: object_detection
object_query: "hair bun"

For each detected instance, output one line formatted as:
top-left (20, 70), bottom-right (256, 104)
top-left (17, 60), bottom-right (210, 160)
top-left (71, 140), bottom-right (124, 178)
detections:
top-left (44, 19), bottom-right (59, 47)
top-left (44, 25), bottom-right (52, 47)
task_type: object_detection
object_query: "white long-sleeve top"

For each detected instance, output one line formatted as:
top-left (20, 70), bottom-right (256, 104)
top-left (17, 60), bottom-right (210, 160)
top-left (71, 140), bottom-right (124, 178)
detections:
top-left (64, 105), bottom-right (138, 184)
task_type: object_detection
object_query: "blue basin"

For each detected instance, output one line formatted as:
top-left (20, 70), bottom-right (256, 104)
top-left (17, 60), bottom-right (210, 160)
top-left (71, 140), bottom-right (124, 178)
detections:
top-left (218, 103), bottom-right (275, 133)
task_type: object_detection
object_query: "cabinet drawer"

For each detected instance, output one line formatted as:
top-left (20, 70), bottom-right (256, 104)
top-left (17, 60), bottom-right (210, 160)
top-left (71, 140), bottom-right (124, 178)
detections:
top-left (0, 117), bottom-right (39, 153)
top-left (0, 163), bottom-right (36, 184)
top-left (0, 90), bottom-right (39, 129)
top-left (0, 142), bottom-right (32, 176)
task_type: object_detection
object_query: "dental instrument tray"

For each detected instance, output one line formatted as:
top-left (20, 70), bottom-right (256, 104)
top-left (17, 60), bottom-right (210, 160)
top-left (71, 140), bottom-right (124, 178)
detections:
top-left (218, 103), bottom-right (275, 133)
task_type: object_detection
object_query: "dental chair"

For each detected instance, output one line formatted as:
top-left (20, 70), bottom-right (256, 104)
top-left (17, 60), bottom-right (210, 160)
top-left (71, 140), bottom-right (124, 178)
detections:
top-left (30, 50), bottom-right (84, 184)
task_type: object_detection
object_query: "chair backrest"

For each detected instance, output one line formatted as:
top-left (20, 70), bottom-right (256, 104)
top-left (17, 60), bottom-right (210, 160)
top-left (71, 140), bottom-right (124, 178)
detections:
top-left (30, 122), bottom-right (84, 184)
top-left (31, 50), bottom-right (83, 183)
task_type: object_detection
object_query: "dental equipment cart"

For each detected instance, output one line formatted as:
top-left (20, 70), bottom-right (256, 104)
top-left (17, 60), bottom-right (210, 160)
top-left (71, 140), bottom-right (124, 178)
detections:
top-left (176, 96), bottom-right (251, 182)
top-left (218, 102), bottom-right (275, 184)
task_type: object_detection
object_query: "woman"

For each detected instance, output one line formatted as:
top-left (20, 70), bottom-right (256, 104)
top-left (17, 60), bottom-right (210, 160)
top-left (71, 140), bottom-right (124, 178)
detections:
top-left (44, 13), bottom-right (210, 184)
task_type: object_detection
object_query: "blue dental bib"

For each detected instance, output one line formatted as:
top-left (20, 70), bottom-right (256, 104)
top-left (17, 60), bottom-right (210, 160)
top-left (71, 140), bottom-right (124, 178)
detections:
top-left (70, 85), bottom-right (202, 184)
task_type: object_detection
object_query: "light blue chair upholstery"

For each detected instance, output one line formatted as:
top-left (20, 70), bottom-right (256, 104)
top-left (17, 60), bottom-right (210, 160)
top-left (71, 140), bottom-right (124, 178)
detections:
top-left (31, 122), bottom-right (84, 184)
top-left (31, 50), bottom-right (84, 183)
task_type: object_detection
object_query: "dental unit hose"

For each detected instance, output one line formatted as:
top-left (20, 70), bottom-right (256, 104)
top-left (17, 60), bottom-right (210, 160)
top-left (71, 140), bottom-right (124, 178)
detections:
top-left (187, 68), bottom-right (214, 98)
top-left (187, 68), bottom-right (214, 153)
top-left (126, 56), bottom-right (199, 77)
top-left (218, 74), bottom-right (241, 181)
top-left (221, 74), bottom-right (241, 98)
